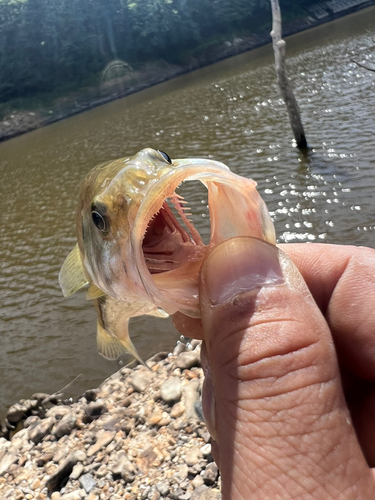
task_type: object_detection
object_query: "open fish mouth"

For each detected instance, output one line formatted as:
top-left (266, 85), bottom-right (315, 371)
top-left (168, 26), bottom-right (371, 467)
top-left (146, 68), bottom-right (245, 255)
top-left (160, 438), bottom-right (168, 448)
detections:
top-left (132, 160), bottom-right (275, 316)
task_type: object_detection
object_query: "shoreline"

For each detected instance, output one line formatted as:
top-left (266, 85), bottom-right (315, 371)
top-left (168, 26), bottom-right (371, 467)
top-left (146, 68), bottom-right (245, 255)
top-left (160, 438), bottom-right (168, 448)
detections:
top-left (1, 0), bottom-right (374, 144)
top-left (0, 341), bottom-right (223, 499)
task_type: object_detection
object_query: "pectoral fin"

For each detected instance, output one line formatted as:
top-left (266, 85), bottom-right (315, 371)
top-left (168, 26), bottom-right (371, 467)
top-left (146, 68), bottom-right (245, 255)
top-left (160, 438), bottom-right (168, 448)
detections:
top-left (86, 283), bottom-right (106, 300)
top-left (59, 243), bottom-right (88, 297)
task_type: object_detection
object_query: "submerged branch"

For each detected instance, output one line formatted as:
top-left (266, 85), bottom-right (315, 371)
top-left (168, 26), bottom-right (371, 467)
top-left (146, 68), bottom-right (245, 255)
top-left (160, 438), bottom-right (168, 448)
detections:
top-left (350, 58), bottom-right (375, 72)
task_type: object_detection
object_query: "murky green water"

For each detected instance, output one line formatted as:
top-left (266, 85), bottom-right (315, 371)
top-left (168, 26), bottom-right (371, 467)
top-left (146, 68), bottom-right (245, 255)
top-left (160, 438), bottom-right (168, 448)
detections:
top-left (1, 7), bottom-right (375, 417)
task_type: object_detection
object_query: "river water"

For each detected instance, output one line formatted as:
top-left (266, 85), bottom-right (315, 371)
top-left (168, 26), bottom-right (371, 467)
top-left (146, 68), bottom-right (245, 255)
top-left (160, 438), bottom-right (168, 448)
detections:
top-left (1, 7), bottom-right (375, 417)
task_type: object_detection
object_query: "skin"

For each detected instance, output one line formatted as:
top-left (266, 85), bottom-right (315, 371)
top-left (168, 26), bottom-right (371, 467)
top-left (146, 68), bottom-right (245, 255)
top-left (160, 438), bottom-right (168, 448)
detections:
top-left (173, 240), bottom-right (375, 499)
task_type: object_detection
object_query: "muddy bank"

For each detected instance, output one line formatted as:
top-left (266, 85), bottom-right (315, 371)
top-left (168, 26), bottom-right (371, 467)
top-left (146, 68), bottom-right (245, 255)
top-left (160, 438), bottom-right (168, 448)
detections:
top-left (1, 0), bottom-right (374, 143)
top-left (0, 340), bottom-right (223, 500)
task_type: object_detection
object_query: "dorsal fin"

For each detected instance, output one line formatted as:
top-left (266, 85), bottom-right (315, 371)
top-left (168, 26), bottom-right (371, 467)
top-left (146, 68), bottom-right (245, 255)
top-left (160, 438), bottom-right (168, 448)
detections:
top-left (59, 243), bottom-right (88, 297)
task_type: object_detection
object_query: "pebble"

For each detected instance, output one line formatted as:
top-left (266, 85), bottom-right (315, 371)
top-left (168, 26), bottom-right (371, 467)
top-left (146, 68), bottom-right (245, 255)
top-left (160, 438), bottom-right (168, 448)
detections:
top-left (53, 413), bottom-right (77, 439)
top-left (84, 403), bottom-right (107, 420)
top-left (29, 417), bottom-right (55, 444)
top-left (184, 447), bottom-right (202, 466)
top-left (200, 443), bottom-right (211, 457)
top-left (156, 482), bottom-right (170, 496)
top-left (183, 379), bottom-right (200, 420)
top-left (203, 463), bottom-right (219, 486)
top-left (83, 389), bottom-right (98, 402)
top-left (131, 370), bottom-right (153, 393)
top-left (160, 377), bottom-right (181, 404)
top-left (87, 431), bottom-right (115, 457)
top-left (175, 350), bottom-right (201, 370)
top-left (0, 341), bottom-right (221, 499)
top-left (70, 462), bottom-right (84, 479)
top-left (191, 486), bottom-right (221, 500)
top-left (6, 404), bottom-right (27, 424)
top-left (79, 473), bottom-right (96, 493)
top-left (0, 452), bottom-right (17, 475)
top-left (170, 402), bottom-right (185, 419)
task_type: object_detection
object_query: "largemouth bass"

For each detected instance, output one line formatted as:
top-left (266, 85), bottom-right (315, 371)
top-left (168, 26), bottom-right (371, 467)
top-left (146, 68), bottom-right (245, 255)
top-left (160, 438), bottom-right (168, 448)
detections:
top-left (59, 148), bottom-right (275, 363)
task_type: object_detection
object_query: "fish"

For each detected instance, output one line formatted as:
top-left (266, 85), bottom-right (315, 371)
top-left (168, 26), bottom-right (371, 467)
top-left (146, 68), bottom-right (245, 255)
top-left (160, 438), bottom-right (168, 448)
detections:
top-left (59, 148), bottom-right (275, 363)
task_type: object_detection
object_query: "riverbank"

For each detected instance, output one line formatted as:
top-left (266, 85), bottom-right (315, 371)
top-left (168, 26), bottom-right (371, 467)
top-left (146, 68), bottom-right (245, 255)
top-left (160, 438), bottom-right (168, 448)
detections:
top-left (0, 341), bottom-right (222, 500)
top-left (1, 0), bottom-right (374, 143)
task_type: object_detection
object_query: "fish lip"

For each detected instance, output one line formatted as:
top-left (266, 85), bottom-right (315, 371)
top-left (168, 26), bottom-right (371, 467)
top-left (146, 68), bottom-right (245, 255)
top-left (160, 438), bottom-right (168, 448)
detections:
top-left (131, 159), bottom-right (248, 308)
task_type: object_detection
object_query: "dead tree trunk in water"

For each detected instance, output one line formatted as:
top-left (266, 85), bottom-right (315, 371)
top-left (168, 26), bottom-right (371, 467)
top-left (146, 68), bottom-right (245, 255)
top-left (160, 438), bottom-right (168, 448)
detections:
top-left (270, 0), bottom-right (307, 149)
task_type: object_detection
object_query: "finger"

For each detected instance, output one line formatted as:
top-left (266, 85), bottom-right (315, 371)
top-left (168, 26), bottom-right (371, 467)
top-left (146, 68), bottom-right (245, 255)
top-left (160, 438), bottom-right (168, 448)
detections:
top-left (200, 237), bottom-right (375, 499)
top-left (280, 243), bottom-right (375, 380)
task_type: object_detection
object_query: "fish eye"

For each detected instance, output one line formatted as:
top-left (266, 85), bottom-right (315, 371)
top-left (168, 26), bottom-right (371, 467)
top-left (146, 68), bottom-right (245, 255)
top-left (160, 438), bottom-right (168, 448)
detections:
top-left (91, 209), bottom-right (108, 233)
top-left (157, 150), bottom-right (172, 164)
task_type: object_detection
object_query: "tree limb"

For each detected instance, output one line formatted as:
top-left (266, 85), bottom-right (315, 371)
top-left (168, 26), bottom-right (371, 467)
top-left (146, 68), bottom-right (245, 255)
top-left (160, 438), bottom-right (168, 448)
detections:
top-left (270, 0), bottom-right (307, 149)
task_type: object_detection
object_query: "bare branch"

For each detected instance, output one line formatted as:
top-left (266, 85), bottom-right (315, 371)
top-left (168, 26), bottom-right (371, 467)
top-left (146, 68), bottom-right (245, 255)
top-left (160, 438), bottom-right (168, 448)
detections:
top-left (270, 0), bottom-right (307, 149)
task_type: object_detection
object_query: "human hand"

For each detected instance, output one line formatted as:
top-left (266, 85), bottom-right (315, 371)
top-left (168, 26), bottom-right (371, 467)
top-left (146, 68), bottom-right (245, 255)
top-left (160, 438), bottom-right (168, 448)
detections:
top-left (173, 238), bottom-right (375, 499)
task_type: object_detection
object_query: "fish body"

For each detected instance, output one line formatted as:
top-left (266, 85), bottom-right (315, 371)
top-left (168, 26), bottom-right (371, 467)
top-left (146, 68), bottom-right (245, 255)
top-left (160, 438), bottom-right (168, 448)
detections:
top-left (59, 148), bottom-right (275, 362)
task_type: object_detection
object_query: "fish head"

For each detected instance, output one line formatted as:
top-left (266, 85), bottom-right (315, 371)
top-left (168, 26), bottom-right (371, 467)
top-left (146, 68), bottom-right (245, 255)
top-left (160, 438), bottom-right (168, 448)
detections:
top-left (77, 147), bottom-right (276, 317)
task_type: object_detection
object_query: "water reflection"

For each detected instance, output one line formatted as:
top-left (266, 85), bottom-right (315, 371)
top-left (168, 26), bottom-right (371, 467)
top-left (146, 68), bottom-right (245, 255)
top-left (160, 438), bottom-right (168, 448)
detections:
top-left (1, 7), bottom-right (375, 416)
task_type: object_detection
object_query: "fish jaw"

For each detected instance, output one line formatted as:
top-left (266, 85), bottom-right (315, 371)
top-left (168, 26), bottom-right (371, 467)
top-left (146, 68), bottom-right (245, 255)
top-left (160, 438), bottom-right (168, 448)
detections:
top-left (131, 159), bottom-right (276, 317)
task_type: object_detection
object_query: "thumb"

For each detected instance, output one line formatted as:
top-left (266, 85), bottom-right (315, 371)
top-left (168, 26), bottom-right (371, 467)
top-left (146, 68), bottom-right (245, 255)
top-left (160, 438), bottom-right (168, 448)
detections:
top-left (199, 237), bottom-right (374, 499)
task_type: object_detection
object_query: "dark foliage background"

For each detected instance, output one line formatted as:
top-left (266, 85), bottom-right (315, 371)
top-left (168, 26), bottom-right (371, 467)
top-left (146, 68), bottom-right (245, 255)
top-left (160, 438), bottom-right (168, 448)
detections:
top-left (0, 0), bottom-right (319, 102)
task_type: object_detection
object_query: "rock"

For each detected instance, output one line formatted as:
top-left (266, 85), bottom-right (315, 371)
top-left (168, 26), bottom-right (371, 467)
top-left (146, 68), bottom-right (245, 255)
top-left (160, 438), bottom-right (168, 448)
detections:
top-left (177, 493), bottom-right (192, 500)
top-left (191, 485), bottom-right (221, 500)
top-left (147, 488), bottom-right (161, 500)
top-left (184, 447), bottom-right (202, 466)
top-left (156, 482), bottom-right (170, 496)
top-left (6, 403), bottom-right (27, 424)
top-left (87, 430), bottom-right (115, 457)
top-left (36, 452), bottom-right (54, 467)
top-left (95, 463), bottom-right (108, 478)
top-left (202, 463), bottom-right (218, 486)
top-left (29, 417), bottom-right (55, 444)
top-left (175, 350), bottom-right (200, 370)
top-left (79, 473), bottom-right (96, 493)
top-left (53, 445), bottom-right (70, 463)
top-left (194, 401), bottom-right (204, 421)
top-left (173, 342), bottom-right (186, 356)
top-left (131, 370), bottom-right (153, 392)
top-left (169, 489), bottom-right (185, 500)
top-left (174, 463), bottom-right (188, 483)
top-left (23, 415), bottom-right (40, 428)
top-left (171, 402), bottom-right (185, 419)
top-left (183, 379), bottom-right (200, 420)
top-left (10, 427), bottom-right (30, 451)
top-left (160, 377), bottom-right (181, 404)
top-left (46, 450), bottom-right (87, 492)
top-left (148, 411), bottom-right (163, 425)
top-left (200, 443), bottom-right (211, 457)
top-left (52, 413), bottom-right (77, 439)
top-left (84, 402), bottom-right (106, 421)
top-left (32, 393), bottom-right (51, 403)
top-left (46, 406), bottom-right (72, 420)
top-left (109, 450), bottom-right (136, 482)
top-left (192, 475), bottom-right (204, 488)
top-left (0, 452), bottom-right (17, 475)
top-left (60, 491), bottom-right (86, 500)
top-left (70, 462), bottom-right (84, 479)
top-left (83, 389), bottom-right (98, 402)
